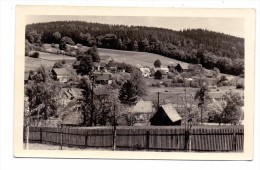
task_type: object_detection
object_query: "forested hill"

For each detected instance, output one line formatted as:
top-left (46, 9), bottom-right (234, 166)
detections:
top-left (25, 21), bottom-right (244, 75)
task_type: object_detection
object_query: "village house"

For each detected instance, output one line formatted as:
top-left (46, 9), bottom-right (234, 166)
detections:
top-left (107, 61), bottom-right (118, 73)
top-left (60, 88), bottom-right (84, 105)
top-left (154, 67), bottom-right (169, 73)
top-left (139, 67), bottom-right (151, 78)
top-left (117, 63), bottom-right (126, 72)
top-left (154, 69), bottom-right (167, 79)
top-left (99, 62), bottom-right (107, 72)
top-left (51, 68), bottom-right (70, 83)
top-left (95, 73), bottom-right (112, 85)
top-left (175, 63), bottom-right (190, 73)
top-left (127, 100), bottom-right (155, 126)
top-left (208, 92), bottom-right (225, 102)
top-left (150, 103), bottom-right (182, 126)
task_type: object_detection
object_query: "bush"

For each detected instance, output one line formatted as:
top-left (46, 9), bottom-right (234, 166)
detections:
top-left (190, 81), bottom-right (199, 88)
top-left (172, 77), bottom-right (177, 83)
top-left (176, 76), bottom-right (184, 83)
top-left (61, 59), bottom-right (66, 64)
top-left (174, 83), bottom-right (184, 87)
top-left (236, 82), bottom-right (244, 89)
top-left (167, 72), bottom-right (175, 79)
top-left (28, 51), bottom-right (39, 58)
top-left (162, 81), bottom-right (173, 87)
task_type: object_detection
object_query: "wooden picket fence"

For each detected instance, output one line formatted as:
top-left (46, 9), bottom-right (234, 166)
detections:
top-left (24, 126), bottom-right (243, 152)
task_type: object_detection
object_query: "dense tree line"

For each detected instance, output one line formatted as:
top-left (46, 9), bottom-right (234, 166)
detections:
top-left (26, 21), bottom-right (244, 75)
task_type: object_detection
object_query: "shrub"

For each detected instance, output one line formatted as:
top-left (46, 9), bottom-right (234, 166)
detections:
top-left (167, 72), bottom-right (175, 79)
top-left (162, 81), bottom-right (173, 87)
top-left (28, 51), bottom-right (39, 58)
top-left (174, 83), bottom-right (183, 87)
top-left (172, 77), bottom-right (177, 83)
top-left (176, 76), bottom-right (184, 83)
top-left (236, 82), bottom-right (244, 89)
top-left (61, 59), bottom-right (66, 64)
top-left (190, 81), bottom-right (199, 88)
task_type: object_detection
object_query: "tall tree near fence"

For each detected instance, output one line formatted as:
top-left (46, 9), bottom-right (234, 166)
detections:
top-left (130, 68), bottom-right (147, 97)
top-left (118, 80), bottom-right (138, 106)
top-left (221, 92), bottom-right (244, 125)
top-left (25, 66), bottom-right (61, 126)
top-left (194, 82), bottom-right (210, 124)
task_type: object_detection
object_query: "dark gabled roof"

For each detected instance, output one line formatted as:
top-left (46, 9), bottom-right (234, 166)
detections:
top-left (177, 63), bottom-right (190, 70)
top-left (52, 68), bottom-right (70, 76)
top-left (96, 74), bottom-right (111, 81)
top-left (161, 104), bottom-right (182, 122)
top-left (155, 69), bottom-right (167, 75)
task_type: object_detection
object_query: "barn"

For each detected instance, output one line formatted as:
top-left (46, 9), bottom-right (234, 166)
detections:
top-left (150, 103), bottom-right (182, 126)
top-left (51, 68), bottom-right (70, 83)
top-left (175, 63), bottom-right (190, 73)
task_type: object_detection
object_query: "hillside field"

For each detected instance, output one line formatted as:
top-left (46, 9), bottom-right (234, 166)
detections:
top-left (98, 48), bottom-right (187, 68)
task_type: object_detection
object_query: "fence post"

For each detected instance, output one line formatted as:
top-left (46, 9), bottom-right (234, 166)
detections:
top-left (146, 130), bottom-right (150, 150)
top-left (26, 126), bottom-right (30, 150)
top-left (39, 127), bottom-right (42, 143)
top-left (113, 127), bottom-right (117, 150)
top-left (60, 125), bottom-right (63, 150)
top-left (232, 130), bottom-right (237, 151)
top-left (85, 132), bottom-right (88, 148)
top-left (184, 129), bottom-right (189, 151)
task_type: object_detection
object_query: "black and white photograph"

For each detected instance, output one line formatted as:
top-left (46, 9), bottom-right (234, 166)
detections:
top-left (13, 6), bottom-right (255, 160)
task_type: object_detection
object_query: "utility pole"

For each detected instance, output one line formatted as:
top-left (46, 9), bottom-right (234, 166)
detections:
top-left (90, 75), bottom-right (94, 127)
top-left (200, 103), bottom-right (203, 125)
top-left (113, 103), bottom-right (117, 150)
top-left (157, 92), bottom-right (160, 110)
top-left (177, 93), bottom-right (179, 110)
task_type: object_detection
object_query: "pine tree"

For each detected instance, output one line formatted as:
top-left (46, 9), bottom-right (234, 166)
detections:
top-left (118, 80), bottom-right (137, 106)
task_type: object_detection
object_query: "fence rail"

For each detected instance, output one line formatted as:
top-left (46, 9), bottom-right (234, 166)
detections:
top-left (24, 126), bottom-right (244, 152)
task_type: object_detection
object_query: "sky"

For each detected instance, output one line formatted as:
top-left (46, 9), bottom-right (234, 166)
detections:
top-left (26, 15), bottom-right (244, 38)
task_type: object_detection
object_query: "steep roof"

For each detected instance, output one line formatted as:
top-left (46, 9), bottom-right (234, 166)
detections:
top-left (155, 69), bottom-right (167, 75)
top-left (52, 68), bottom-right (70, 76)
top-left (61, 88), bottom-right (83, 99)
top-left (129, 100), bottom-right (154, 113)
top-left (96, 74), bottom-right (111, 81)
top-left (161, 104), bottom-right (182, 122)
top-left (178, 63), bottom-right (190, 70)
top-left (208, 92), bottom-right (224, 99)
